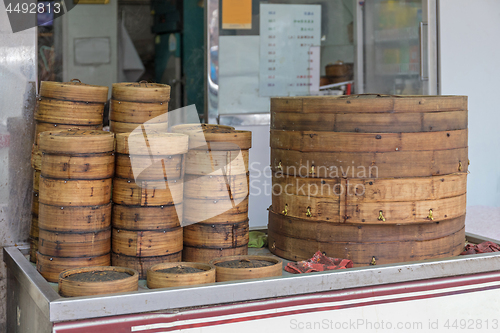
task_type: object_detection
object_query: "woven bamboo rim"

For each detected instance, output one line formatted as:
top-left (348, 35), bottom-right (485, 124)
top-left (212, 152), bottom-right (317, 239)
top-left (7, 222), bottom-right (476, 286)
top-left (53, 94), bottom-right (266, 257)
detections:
top-left (209, 255), bottom-right (282, 282)
top-left (39, 129), bottom-right (114, 154)
top-left (147, 262), bottom-right (215, 289)
top-left (58, 266), bottom-right (138, 297)
top-left (109, 99), bottom-right (168, 123)
top-left (39, 80), bottom-right (109, 103)
top-left (38, 203), bottom-right (111, 232)
top-left (115, 132), bottom-right (188, 155)
top-left (110, 121), bottom-right (169, 134)
top-left (112, 82), bottom-right (171, 103)
top-left (171, 124), bottom-right (252, 150)
top-left (111, 252), bottom-right (182, 279)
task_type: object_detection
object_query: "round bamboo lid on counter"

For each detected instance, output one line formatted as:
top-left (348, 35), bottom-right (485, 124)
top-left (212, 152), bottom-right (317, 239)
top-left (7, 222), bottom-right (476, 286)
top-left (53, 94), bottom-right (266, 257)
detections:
top-left (147, 262), bottom-right (215, 289)
top-left (171, 124), bottom-right (252, 150)
top-left (112, 82), bottom-right (171, 103)
top-left (39, 129), bottom-right (114, 155)
top-left (39, 80), bottom-right (109, 103)
top-left (58, 266), bottom-right (139, 297)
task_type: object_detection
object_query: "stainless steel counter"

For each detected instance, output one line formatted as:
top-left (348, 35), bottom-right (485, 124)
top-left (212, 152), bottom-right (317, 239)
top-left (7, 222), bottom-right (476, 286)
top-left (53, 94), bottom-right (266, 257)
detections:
top-left (6, 233), bottom-right (500, 332)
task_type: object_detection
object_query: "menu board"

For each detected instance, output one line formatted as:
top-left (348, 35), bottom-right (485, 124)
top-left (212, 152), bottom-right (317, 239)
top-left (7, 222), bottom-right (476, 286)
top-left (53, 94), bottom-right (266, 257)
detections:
top-left (259, 4), bottom-right (321, 97)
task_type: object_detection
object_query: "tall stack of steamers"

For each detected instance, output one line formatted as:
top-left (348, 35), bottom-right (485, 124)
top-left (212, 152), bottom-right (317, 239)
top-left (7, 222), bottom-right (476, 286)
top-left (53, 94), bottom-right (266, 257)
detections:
top-left (268, 95), bottom-right (468, 265)
top-left (30, 80), bottom-right (254, 283)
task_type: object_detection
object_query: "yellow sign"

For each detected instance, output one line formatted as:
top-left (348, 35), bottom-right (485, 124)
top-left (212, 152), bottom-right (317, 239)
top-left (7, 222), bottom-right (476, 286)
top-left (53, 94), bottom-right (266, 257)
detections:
top-left (222, 0), bottom-right (252, 30)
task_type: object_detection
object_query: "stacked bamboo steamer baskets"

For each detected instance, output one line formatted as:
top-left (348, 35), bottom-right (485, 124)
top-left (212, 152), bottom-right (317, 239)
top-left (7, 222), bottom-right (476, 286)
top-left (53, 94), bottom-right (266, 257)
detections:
top-left (109, 82), bottom-right (170, 134)
top-left (171, 124), bottom-right (252, 263)
top-left (36, 129), bottom-right (115, 282)
top-left (269, 94), bottom-right (468, 266)
top-left (111, 132), bottom-right (188, 278)
top-left (29, 80), bottom-right (108, 262)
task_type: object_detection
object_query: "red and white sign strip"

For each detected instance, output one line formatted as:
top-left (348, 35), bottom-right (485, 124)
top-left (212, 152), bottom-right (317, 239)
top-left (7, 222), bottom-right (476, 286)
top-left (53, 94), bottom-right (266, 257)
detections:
top-left (53, 272), bottom-right (500, 333)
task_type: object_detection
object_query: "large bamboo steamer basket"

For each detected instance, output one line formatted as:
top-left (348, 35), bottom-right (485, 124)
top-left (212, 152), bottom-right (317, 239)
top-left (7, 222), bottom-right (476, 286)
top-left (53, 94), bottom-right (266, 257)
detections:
top-left (35, 98), bottom-right (105, 125)
top-left (115, 132), bottom-right (189, 156)
top-left (269, 94), bottom-right (468, 264)
top-left (112, 82), bottom-right (171, 103)
top-left (209, 255), bottom-right (282, 282)
top-left (112, 227), bottom-right (183, 257)
top-left (35, 122), bottom-right (102, 145)
top-left (112, 204), bottom-right (181, 231)
top-left (38, 203), bottom-right (111, 232)
top-left (37, 253), bottom-right (111, 283)
top-left (39, 177), bottom-right (112, 206)
top-left (39, 80), bottom-right (108, 103)
top-left (182, 246), bottom-right (248, 263)
top-left (109, 99), bottom-right (168, 123)
top-left (112, 177), bottom-right (183, 206)
top-left (183, 174), bottom-right (249, 200)
top-left (183, 196), bottom-right (249, 224)
top-left (115, 153), bottom-right (183, 180)
top-left (272, 173), bottom-right (467, 224)
top-left (184, 149), bottom-right (249, 175)
top-left (39, 129), bottom-right (114, 155)
top-left (111, 252), bottom-right (182, 279)
top-left (41, 153), bottom-right (114, 180)
top-left (38, 228), bottom-right (111, 257)
top-left (183, 220), bottom-right (249, 248)
top-left (268, 210), bottom-right (465, 265)
top-left (110, 121), bottom-right (169, 134)
top-left (147, 262), bottom-right (215, 289)
top-left (271, 110), bottom-right (468, 132)
top-left (171, 124), bottom-right (251, 150)
top-left (58, 266), bottom-right (139, 297)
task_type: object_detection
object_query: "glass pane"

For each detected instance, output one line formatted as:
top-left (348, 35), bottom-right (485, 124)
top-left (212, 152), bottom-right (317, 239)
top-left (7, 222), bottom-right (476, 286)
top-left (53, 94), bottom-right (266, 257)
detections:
top-left (363, 0), bottom-right (423, 94)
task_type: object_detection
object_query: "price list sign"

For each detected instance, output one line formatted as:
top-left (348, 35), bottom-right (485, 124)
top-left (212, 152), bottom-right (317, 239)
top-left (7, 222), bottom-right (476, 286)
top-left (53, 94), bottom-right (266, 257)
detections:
top-left (259, 4), bottom-right (321, 97)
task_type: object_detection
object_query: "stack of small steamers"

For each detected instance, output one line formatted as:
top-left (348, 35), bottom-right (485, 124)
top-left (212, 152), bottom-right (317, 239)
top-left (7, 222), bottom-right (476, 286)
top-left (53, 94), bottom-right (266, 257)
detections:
top-left (31, 80), bottom-right (282, 297)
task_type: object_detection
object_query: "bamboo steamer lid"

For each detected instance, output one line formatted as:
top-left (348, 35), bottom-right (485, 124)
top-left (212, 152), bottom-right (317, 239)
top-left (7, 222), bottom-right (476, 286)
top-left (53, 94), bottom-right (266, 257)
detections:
top-left (39, 203), bottom-right (111, 232)
top-left (111, 252), bottom-right (182, 279)
top-left (112, 204), bottom-right (181, 230)
top-left (39, 177), bottom-right (112, 206)
top-left (38, 228), bottom-right (111, 257)
top-left (39, 129), bottom-right (114, 154)
top-left (147, 262), bottom-right (215, 289)
top-left (42, 152), bottom-right (115, 180)
top-left (112, 227), bottom-right (183, 257)
top-left (110, 121), bottom-right (169, 134)
top-left (35, 123), bottom-right (102, 145)
top-left (115, 153), bottom-right (183, 181)
top-left (35, 98), bottom-right (105, 125)
top-left (39, 80), bottom-right (109, 103)
top-left (37, 252), bottom-right (110, 283)
top-left (112, 177), bottom-right (183, 206)
top-left (183, 246), bottom-right (248, 263)
top-left (109, 99), bottom-right (168, 123)
top-left (209, 255), bottom-right (282, 282)
top-left (115, 132), bottom-right (188, 156)
top-left (58, 266), bottom-right (139, 297)
top-left (112, 82), bottom-right (171, 103)
top-left (171, 124), bottom-right (252, 150)
top-left (271, 94), bottom-right (468, 114)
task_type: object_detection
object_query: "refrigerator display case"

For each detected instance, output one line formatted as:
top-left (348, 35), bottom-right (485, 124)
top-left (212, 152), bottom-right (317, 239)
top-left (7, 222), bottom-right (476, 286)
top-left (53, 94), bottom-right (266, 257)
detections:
top-left (355, 0), bottom-right (438, 95)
